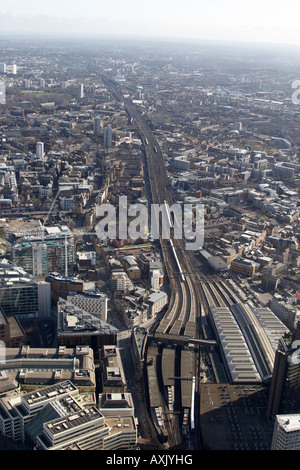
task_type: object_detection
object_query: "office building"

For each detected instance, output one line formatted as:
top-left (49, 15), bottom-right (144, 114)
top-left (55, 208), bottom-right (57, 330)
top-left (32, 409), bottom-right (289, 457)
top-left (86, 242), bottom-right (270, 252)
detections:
top-left (57, 299), bottom-right (118, 358)
top-left (0, 63), bottom-right (6, 74)
top-left (67, 291), bottom-right (108, 322)
top-left (0, 345), bottom-right (96, 395)
top-left (0, 259), bottom-right (50, 319)
top-left (98, 392), bottom-right (135, 418)
top-left (100, 345), bottom-right (126, 393)
top-left (0, 380), bottom-right (137, 450)
top-left (10, 225), bottom-right (75, 279)
top-left (271, 414), bottom-right (300, 450)
top-left (267, 333), bottom-right (300, 419)
top-left (230, 258), bottom-right (257, 277)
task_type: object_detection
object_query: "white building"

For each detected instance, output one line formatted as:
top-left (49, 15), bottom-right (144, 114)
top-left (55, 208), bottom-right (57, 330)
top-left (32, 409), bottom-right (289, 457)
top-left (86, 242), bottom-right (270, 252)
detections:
top-left (36, 142), bottom-right (44, 159)
top-left (67, 291), bottom-right (108, 322)
top-left (78, 83), bottom-right (84, 99)
top-left (145, 290), bottom-right (168, 317)
top-left (173, 155), bottom-right (190, 170)
top-left (271, 414), bottom-right (300, 450)
top-left (0, 380), bottom-right (137, 450)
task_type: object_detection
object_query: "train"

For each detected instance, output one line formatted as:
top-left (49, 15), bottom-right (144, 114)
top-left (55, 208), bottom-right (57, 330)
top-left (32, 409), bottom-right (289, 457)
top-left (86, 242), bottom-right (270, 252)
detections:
top-left (190, 376), bottom-right (196, 432)
top-left (170, 239), bottom-right (185, 282)
top-left (163, 200), bottom-right (173, 229)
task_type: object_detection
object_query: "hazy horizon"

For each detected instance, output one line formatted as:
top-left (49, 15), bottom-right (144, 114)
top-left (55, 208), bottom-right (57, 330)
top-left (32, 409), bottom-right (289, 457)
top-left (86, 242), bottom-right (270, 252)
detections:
top-left (0, 0), bottom-right (300, 49)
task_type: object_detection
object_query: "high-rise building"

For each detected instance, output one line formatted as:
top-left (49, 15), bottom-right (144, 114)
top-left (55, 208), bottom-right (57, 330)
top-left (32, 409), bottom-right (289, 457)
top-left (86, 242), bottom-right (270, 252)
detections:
top-left (271, 414), bottom-right (300, 450)
top-left (78, 83), bottom-right (84, 99)
top-left (93, 116), bottom-right (102, 136)
top-left (9, 225), bottom-right (75, 279)
top-left (104, 126), bottom-right (112, 148)
top-left (0, 259), bottom-right (51, 319)
top-left (0, 63), bottom-right (6, 74)
top-left (267, 332), bottom-right (300, 419)
top-left (36, 142), bottom-right (44, 159)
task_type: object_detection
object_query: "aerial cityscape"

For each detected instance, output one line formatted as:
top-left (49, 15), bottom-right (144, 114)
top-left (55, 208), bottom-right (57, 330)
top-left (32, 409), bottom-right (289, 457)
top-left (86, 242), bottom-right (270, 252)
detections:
top-left (0, 1), bottom-right (300, 457)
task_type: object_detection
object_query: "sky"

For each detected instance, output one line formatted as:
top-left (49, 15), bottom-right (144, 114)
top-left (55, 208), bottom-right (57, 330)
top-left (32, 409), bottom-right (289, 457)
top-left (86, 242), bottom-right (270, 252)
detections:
top-left (0, 0), bottom-right (300, 47)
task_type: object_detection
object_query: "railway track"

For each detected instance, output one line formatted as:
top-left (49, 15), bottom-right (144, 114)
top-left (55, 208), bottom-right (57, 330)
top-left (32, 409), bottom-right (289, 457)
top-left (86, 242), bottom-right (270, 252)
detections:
top-left (101, 75), bottom-right (202, 448)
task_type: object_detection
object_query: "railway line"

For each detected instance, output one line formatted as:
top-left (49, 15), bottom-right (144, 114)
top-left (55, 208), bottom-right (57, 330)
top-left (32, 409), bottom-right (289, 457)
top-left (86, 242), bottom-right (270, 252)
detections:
top-left (101, 75), bottom-right (207, 449)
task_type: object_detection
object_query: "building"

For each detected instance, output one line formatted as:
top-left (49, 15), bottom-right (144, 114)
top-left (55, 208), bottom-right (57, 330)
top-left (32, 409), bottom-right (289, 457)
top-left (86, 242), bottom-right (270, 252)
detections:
top-left (0, 259), bottom-right (51, 319)
top-left (98, 392), bottom-right (135, 418)
top-left (230, 258), bottom-right (257, 277)
top-left (145, 290), bottom-right (168, 317)
top-left (9, 225), bottom-right (75, 279)
top-left (57, 299), bottom-right (118, 359)
top-left (45, 273), bottom-right (85, 303)
top-left (110, 270), bottom-right (133, 292)
top-left (36, 142), bottom-right (44, 159)
top-left (269, 297), bottom-right (296, 331)
top-left (0, 345), bottom-right (96, 395)
top-left (78, 83), bottom-right (84, 99)
top-left (0, 380), bottom-right (137, 450)
top-left (122, 255), bottom-right (141, 280)
top-left (267, 333), bottom-right (300, 420)
top-left (271, 414), bottom-right (300, 450)
top-left (0, 309), bottom-right (26, 348)
top-left (100, 345), bottom-right (126, 393)
top-left (67, 291), bottom-right (108, 322)
top-left (173, 155), bottom-right (190, 170)
top-left (104, 126), bottom-right (112, 148)
top-left (93, 116), bottom-right (102, 137)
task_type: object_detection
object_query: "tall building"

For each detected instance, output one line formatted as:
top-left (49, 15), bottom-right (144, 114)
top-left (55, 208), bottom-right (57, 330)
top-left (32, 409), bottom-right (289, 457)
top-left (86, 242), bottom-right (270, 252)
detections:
top-left (36, 142), bottom-right (44, 159)
top-left (93, 116), bottom-right (102, 136)
top-left (0, 63), bottom-right (6, 74)
top-left (9, 225), bottom-right (75, 279)
top-left (78, 83), bottom-right (84, 99)
top-left (271, 414), bottom-right (300, 450)
top-left (104, 126), bottom-right (112, 148)
top-left (0, 259), bottom-right (50, 319)
top-left (267, 333), bottom-right (300, 419)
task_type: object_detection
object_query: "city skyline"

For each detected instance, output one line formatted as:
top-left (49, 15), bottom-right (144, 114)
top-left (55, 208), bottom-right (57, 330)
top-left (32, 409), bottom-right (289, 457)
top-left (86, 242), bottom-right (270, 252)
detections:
top-left (0, 0), bottom-right (300, 48)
